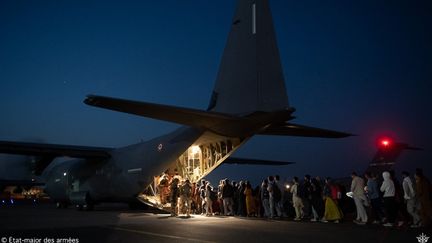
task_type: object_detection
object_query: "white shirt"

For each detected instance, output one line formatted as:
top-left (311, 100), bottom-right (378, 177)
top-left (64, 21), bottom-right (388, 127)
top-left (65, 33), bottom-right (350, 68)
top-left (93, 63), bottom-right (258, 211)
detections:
top-left (402, 176), bottom-right (415, 200)
top-left (380, 171), bottom-right (395, 197)
top-left (351, 175), bottom-right (365, 196)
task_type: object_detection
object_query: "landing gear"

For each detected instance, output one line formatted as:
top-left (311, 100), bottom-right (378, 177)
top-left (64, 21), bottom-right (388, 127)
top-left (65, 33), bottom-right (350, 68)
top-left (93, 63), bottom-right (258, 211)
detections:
top-left (70, 191), bottom-right (94, 211)
top-left (56, 202), bottom-right (69, 209)
top-left (83, 203), bottom-right (94, 211)
top-left (76, 202), bottom-right (94, 211)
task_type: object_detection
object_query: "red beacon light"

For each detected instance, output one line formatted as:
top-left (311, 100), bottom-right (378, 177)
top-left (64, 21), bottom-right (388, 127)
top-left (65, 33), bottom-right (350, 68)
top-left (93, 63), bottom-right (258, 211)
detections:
top-left (379, 138), bottom-right (392, 148)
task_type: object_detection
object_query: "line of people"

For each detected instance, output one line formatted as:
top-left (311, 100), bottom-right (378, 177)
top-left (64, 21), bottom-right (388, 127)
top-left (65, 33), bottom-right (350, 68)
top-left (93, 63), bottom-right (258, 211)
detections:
top-left (168, 174), bottom-right (340, 221)
top-left (168, 176), bottom-right (284, 218)
top-left (351, 168), bottom-right (431, 228)
top-left (165, 169), bottom-right (431, 229)
top-left (287, 175), bottom-right (344, 223)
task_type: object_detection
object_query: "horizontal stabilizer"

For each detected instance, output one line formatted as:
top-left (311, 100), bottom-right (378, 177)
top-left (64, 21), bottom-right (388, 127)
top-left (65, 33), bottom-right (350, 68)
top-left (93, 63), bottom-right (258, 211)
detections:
top-left (0, 140), bottom-right (112, 175)
top-left (224, 157), bottom-right (294, 166)
top-left (84, 95), bottom-right (240, 129)
top-left (258, 123), bottom-right (352, 138)
top-left (404, 145), bottom-right (423, 151)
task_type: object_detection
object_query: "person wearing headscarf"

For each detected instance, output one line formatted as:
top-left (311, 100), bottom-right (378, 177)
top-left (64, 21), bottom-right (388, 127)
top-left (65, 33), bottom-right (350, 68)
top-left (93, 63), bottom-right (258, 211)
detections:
top-left (290, 177), bottom-right (304, 221)
top-left (351, 172), bottom-right (368, 225)
top-left (381, 171), bottom-right (396, 227)
top-left (244, 181), bottom-right (256, 217)
top-left (260, 179), bottom-right (270, 218)
top-left (322, 178), bottom-right (343, 223)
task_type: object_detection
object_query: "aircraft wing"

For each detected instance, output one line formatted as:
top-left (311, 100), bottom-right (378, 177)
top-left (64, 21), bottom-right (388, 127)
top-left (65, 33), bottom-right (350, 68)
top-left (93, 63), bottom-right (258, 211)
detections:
top-left (0, 141), bottom-right (112, 175)
top-left (0, 179), bottom-right (44, 187)
top-left (224, 157), bottom-right (294, 166)
top-left (0, 141), bottom-right (112, 158)
top-left (258, 122), bottom-right (352, 138)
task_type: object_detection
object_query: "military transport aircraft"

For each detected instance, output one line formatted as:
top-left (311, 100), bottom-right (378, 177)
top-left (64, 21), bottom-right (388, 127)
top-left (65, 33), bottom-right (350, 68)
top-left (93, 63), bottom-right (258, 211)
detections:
top-left (0, 0), bottom-right (350, 210)
top-left (332, 137), bottom-right (422, 196)
top-left (366, 137), bottom-right (422, 176)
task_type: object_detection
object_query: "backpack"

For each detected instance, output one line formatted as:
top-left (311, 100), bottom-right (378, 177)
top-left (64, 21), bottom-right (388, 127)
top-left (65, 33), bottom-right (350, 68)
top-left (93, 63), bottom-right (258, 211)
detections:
top-left (200, 187), bottom-right (206, 198)
top-left (297, 184), bottom-right (306, 199)
top-left (261, 186), bottom-right (270, 199)
top-left (210, 190), bottom-right (217, 201)
top-left (330, 185), bottom-right (341, 200)
top-left (159, 177), bottom-right (168, 186)
top-left (181, 183), bottom-right (192, 197)
top-left (272, 184), bottom-right (282, 202)
top-left (224, 184), bottom-right (234, 198)
top-left (170, 186), bottom-right (179, 201)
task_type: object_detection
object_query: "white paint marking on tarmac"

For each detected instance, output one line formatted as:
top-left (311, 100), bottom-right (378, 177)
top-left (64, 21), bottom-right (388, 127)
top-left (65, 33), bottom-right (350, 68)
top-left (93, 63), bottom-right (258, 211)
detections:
top-left (252, 3), bottom-right (256, 34)
top-left (106, 226), bottom-right (216, 243)
top-left (127, 168), bottom-right (142, 173)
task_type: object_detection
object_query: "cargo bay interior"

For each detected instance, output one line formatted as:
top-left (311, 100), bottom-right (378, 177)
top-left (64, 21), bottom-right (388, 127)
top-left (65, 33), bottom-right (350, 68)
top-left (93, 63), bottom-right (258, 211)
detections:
top-left (139, 133), bottom-right (243, 210)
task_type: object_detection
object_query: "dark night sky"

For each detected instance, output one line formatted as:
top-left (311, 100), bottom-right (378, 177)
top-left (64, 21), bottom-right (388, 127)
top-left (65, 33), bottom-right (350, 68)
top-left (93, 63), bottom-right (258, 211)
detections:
top-left (1, 0), bottom-right (431, 185)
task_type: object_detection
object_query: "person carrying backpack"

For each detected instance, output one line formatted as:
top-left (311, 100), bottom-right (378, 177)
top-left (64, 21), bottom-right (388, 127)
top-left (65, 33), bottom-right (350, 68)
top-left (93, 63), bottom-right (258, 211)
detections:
top-left (275, 175), bottom-right (286, 217)
top-left (179, 179), bottom-right (192, 217)
top-left (222, 179), bottom-right (234, 216)
top-left (268, 176), bottom-right (282, 218)
top-left (199, 180), bottom-right (207, 215)
top-left (170, 178), bottom-right (180, 216)
top-left (300, 175), bottom-right (313, 218)
top-left (205, 182), bottom-right (214, 216)
top-left (261, 179), bottom-right (271, 218)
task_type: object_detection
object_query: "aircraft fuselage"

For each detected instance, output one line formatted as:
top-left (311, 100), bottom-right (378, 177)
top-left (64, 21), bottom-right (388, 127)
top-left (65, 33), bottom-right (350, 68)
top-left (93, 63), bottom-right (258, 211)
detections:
top-left (44, 126), bottom-right (245, 208)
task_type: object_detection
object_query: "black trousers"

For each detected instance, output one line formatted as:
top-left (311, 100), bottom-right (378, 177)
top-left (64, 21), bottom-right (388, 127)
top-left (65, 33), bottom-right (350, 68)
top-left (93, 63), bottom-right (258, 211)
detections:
top-left (370, 198), bottom-right (384, 221)
top-left (383, 196), bottom-right (397, 223)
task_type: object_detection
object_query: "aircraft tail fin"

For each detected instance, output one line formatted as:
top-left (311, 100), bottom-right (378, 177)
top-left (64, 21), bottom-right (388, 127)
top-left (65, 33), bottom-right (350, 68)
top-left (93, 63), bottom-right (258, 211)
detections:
top-left (366, 143), bottom-right (422, 175)
top-left (208, 0), bottom-right (289, 114)
top-left (84, 1), bottom-right (352, 139)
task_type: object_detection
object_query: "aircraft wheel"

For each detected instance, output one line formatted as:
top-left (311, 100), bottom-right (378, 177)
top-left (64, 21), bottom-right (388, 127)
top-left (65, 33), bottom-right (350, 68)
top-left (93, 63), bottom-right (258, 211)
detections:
top-left (83, 203), bottom-right (94, 211)
top-left (56, 202), bottom-right (68, 209)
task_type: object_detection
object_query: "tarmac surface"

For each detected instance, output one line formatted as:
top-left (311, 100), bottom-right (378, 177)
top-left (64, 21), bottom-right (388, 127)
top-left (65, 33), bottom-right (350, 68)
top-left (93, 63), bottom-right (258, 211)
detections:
top-left (0, 202), bottom-right (430, 243)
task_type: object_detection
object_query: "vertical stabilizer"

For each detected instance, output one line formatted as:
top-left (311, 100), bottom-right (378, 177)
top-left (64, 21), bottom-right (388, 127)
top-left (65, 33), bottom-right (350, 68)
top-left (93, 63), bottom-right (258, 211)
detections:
top-left (208, 0), bottom-right (289, 115)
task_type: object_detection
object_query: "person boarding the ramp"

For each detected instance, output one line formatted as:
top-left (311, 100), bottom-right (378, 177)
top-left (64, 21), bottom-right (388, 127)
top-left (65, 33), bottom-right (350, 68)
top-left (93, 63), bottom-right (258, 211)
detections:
top-left (179, 179), bottom-right (193, 217)
top-left (169, 178), bottom-right (180, 216)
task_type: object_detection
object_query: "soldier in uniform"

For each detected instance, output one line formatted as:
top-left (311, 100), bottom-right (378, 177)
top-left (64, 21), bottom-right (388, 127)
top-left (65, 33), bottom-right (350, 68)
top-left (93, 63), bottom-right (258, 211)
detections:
top-left (179, 179), bottom-right (193, 217)
top-left (170, 178), bottom-right (180, 216)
